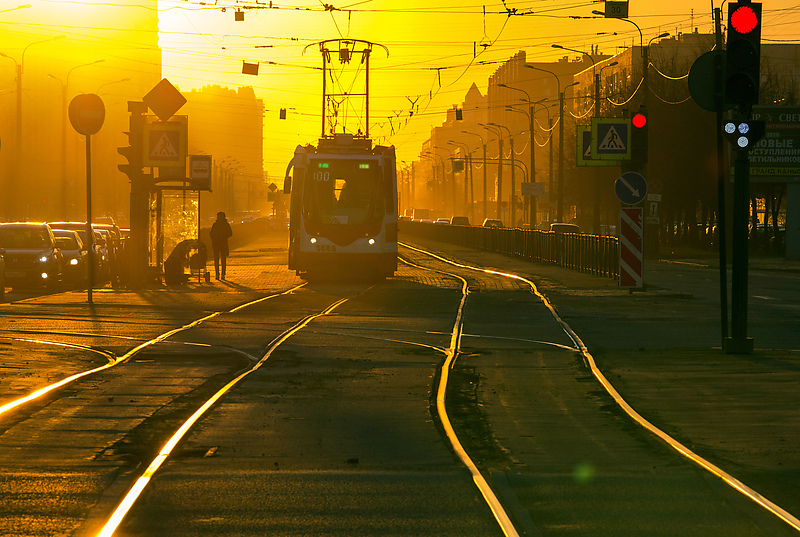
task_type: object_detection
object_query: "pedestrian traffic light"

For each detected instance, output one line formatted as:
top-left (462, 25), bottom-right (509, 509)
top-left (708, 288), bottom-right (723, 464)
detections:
top-left (723, 120), bottom-right (765, 150)
top-left (726, 1), bottom-right (762, 110)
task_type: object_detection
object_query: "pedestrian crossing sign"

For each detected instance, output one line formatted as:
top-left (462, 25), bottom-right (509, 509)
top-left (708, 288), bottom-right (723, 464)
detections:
top-left (143, 117), bottom-right (188, 167)
top-left (591, 118), bottom-right (631, 160)
top-left (577, 126), bottom-right (619, 167)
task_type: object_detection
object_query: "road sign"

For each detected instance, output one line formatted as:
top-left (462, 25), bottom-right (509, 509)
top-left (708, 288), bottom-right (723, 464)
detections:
top-left (69, 94), bottom-right (105, 136)
top-left (189, 155), bottom-right (212, 190)
top-left (143, 78), bottom-right (187, 122)
top-left (521, 182), bottom-right (545, 196)
top-left (592, 118), bottom-right (631, 160)
top-left (604, 1), bottom-right (628, 18)
top-left (619, 207), bottom-right (643, 288)
top-left (614, 171), bottom-right (647, 205)
top-left (143, 120), bottom-right (187, 167)
top-left (749, 105), bottom-right (800, 180)
top-left (577, 126), bottom-right (618, 167)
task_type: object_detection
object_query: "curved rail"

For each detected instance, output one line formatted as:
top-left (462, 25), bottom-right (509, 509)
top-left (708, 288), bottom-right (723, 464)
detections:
top-left (97, 294), bottom-right (351, 537)
top-left (400, 242), bottom-right (800, 533)
top-left (400, 255), bottom-right (521, 537)
top-left (0, 283), bottom-right (307, 419)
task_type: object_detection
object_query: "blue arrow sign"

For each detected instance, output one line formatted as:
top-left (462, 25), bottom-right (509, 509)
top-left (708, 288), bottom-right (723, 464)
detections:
top-left (615, 171), bottom-right (647, 205)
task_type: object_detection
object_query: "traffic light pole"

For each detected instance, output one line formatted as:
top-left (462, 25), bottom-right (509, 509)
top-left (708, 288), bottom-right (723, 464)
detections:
top-left (726, 146), bottom-right (754, 353)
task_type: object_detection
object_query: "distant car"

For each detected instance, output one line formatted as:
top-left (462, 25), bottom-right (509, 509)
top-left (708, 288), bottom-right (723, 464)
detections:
top-left (419, 219), bottom-right (433, 224)
top-left (434, 217), bottom-right (450, 224)
top-left (52, 229), bottom-right (89, 288)
top-left (482, 218), bottom-right (504, 228)
top-left (549, 223), bottom-right (580, 234)
top-left (450, 216), bottom-right (470, 226)
top-left (0, 222), bottom-right (64, 291)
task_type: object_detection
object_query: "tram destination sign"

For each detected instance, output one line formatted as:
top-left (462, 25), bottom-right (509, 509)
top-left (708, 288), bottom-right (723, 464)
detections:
top-left (749, 105), bottom-right (800, 182)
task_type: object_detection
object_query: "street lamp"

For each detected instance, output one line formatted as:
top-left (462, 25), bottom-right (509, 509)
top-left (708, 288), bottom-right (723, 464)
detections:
top-left (479, 122), bottom-right (506, 221)
top-left (421, 151), bottom-right (445, 212)
top-left (461, 130), bottom-right (489, 221)
top-left (49, 59), bottom-right (105, 220)
top-left (433, 145), bottom-right (457, 215)
top-left (524, 64), bottom-right (579, 222)
top-left (97, 77), bottom-right (130, 93)
top-left (448, 139), bottom-right (474, 219)
top-left (488, 122), bottom-right (517, 225)
top-left (1, 35), bottom-right (65, 219)
top-left (499, 83), bottom-right (548, 226)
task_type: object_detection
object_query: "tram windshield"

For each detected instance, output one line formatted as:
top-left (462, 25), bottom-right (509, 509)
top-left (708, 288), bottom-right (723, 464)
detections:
top-left (304, 158), bottom-right (382, 226)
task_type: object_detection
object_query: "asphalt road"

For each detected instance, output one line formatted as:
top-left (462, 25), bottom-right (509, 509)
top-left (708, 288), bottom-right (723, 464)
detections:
top-left (0, 230), bottom-right (798, 536)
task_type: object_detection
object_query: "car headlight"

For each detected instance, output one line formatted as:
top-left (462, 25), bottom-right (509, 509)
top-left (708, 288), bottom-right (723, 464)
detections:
top-left (368, 238), bottom-right (376, 245)
top-left (40, 255), bottom-right (49, 263)
top-left (310, 237), bottom-right (317, 244)
top-left (70, 258), bottom-right (79, 266)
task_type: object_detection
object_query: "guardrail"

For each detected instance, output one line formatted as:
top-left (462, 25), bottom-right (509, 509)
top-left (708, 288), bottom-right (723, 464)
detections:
top-left (400, 221), bottom-right (619, 279)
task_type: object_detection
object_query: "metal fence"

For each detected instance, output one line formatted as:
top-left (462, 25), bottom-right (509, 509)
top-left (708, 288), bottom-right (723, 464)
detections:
top-left (400, 221), bottom-right (619, 279)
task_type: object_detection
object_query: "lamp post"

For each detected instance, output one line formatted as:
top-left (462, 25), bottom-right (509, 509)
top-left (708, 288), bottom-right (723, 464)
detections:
top-left (433, 145), bottom-right (457, 215)
top-left (448, 140), bottom-right (473, 219)
top-left (525, 64), bottom-right (580, 223)
top-left (1, 35), bottom-right (65, 219)
top-left (479, 123), bottom-right (505, 221)
top-left (488, 122), bottom-right (514, 225)
top-left (461, 130), bottom-right (488, 221)
top-left (97, 77), bottom-right (130, 94)
top-left (49, 59), bottom-right (105, 220)
top-left (499, 84), bottom-right (548, 226)
top-left (421, 151), bottom-right (445, 213)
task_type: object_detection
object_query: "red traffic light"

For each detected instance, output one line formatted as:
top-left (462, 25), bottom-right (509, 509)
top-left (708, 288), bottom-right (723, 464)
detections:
top-left (632, 113), bottom-right (647, 129)
top-left (731, 5), bottom-right (759, 34)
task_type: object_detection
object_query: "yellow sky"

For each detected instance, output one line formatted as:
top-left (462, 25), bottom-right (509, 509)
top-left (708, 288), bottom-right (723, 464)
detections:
top-left (4, 0), bottom-right (800, 178)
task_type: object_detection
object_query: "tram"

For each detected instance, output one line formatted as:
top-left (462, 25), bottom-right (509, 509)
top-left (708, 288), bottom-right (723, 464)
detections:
top-left (283, 133), bottom-right (398, 279)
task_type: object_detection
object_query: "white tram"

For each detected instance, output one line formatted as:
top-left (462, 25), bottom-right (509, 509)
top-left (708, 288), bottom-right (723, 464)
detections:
top-left (284, 133), bottom-right (398, 279)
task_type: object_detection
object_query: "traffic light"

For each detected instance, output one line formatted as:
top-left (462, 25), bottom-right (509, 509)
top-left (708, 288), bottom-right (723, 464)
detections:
top-left (726, 1), bottom-right (762, 110)
top-left (723, 120), bottom-right (765, 150)
top-left (630, 107), bottom-right (648, 168)
top-left (118, 101), bottom-right (147, 182)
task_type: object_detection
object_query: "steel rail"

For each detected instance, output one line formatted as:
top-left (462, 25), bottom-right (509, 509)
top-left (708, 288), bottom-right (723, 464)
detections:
top-left (400, 255), bottom-right (521, 537)
top-left (0, 283), bottom-right (307, 418)
top-left (96, 294), bottom-right (352, 537)
top-left (399, 242), bottom-right (800, 534)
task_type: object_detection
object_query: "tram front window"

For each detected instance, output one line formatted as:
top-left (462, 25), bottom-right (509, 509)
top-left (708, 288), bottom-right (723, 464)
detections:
top-left (306, 159), bottom-right (381, 226)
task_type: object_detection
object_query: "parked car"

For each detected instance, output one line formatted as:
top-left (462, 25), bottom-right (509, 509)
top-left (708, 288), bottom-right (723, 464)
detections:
top-left (0, 223), bottom-right (64, 291)
top-left (47, 222), bottom-right (109, 286)
top-left (482, 218), bottom-right (504, 228)
top-left (434, 217), bottom-right (450, 224)
top-left (450, 216), bottom-right (470, 226)
top-left (0, 248), bottom-right (5, 302)
top-left (52, 229), bottom-right (89, 288)
top-left (549, 223), bottom-right (580, 234)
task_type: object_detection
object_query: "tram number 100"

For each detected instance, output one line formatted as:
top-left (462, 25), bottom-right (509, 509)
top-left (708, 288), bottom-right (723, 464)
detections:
top-left (316, 244), bottom-right (336, 252)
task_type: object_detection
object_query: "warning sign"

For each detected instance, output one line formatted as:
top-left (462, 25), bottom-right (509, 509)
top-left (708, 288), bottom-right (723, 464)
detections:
top-left (591, 118), bottom-right (631, 160)
top-left (577, 126), bottom-right (618, 167)
top-left (143, 119), bottom-right (187, 167)
top-left (151, 132), bottom-right (179, 159)
top-left (599, 126), bottom-right (625, 150)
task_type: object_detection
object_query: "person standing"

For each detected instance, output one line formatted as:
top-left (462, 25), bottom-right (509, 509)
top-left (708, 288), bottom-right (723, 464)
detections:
top-left (210, 211), bottom-right (233, 280)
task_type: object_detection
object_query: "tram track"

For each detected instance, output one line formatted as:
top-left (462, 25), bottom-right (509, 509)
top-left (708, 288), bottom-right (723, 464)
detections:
top-left (400, 241), bottom-right (800, 535)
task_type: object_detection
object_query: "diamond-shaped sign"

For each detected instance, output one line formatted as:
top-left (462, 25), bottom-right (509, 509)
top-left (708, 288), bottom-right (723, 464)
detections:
top-left (143, 78), bottom-right (186, 122)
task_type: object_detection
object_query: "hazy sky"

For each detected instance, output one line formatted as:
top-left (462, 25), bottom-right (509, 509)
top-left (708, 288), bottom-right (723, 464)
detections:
top-left (5, 0), bottom-right (800, 178)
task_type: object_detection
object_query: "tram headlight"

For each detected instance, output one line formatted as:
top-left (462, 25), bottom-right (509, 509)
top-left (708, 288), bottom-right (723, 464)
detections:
top-left (368, 238), bottom-right (376, 245)
top-left (310, 237), bottom-right (317, 244)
